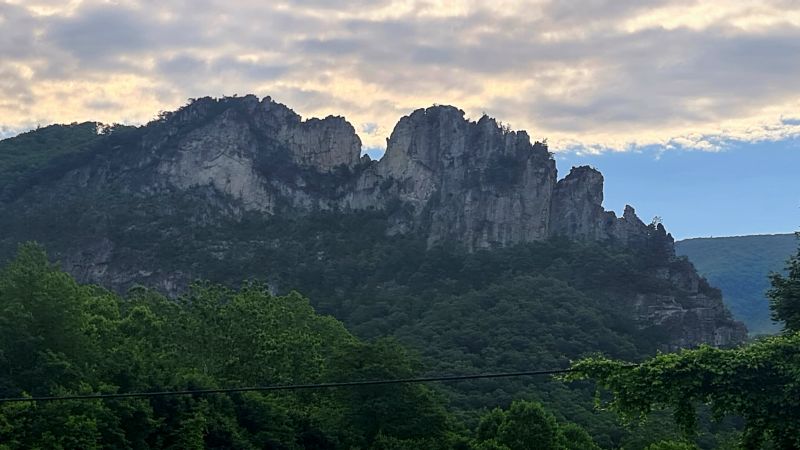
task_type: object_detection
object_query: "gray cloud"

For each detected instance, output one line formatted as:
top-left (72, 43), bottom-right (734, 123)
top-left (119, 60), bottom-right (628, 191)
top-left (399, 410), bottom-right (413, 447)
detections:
top-left (284, 0), bottom-right (394, 10)
top-left (361, 122), bottom-right (379, 134)
top-left (83, 98), bottom-right (124, 111)
top-left (0, 3), bottom-right (40, 58)
top-left (0, 126), bottom-right (22, 140)
top-left (45, 5), bottom-right (154, 59)
top-left (1, 0), bottom-right (799, 150)
top-left (540, 0), bottom-right (684, 26)
top-left (0, 63), bottom-right (34, 113)
top-left (157, 55), bottom-right (289, 82)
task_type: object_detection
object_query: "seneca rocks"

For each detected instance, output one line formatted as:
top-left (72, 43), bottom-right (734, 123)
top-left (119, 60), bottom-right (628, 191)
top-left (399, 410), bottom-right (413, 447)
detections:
top-left (154, 96), bottom-right (663, 250)
top-left (0, 94), bottom-right (747, 348)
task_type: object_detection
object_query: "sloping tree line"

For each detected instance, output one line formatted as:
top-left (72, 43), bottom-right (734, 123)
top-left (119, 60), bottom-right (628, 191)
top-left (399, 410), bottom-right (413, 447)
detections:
top-left (569, 233), bottom-right (800, 449)
top-left (0, 243), bottom-right (601, 449)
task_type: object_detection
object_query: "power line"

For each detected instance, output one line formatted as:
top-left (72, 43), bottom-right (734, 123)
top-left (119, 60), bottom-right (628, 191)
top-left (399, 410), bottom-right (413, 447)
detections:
top-left (0, 368), bottom-right (576, 404)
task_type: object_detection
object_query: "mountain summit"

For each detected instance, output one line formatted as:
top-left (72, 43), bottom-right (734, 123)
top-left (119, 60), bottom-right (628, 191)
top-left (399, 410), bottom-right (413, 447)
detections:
top-left (0, 95), bottom-right (746, 349)
top-left (144, 95), bottom-right (660, 249)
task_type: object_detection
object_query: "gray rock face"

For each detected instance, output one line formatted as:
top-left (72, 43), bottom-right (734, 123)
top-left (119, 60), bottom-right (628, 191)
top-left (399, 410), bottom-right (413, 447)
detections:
top-left (640, 293), bottom-right (748, 350)
top-left (158, 108), bottom-right (275, 211)
top-left (144, 97), bottom-right (655, 248)
top-left (550, 166), bottom-right (607, 240)
top-left (147, 95), bottom-right (363, 213)
top-left (263, 104), bottom-right (362, 172)
top-left (352, 106), bottom-right (556, 249)
top-left (549, 166), bottom-right (661, 247)
top-left (634, 261), bottom-right (748, 350)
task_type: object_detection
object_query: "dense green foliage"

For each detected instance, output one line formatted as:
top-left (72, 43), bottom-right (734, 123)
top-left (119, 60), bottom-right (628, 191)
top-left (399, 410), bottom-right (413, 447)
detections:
top-left (0, 197), bottom-right (734, 448)
top-left (472, 400), bottom-right (600, 450)
top-left (569, 235), bottom-right (800, 449)
top-left (568, 333), bottom-right (800, 449)
top-left (0, 244), bottom-right (611, 449)
top-left (0, 244), bottom-right (455, 449)
top-left (767, 233), bottom-right (800, 332)
top-left (0, 123), bottom-right (102, 200)
top-left (643, 442), bottom-right (699, 450)
top-left (676, 234), bottom-right (797, 334)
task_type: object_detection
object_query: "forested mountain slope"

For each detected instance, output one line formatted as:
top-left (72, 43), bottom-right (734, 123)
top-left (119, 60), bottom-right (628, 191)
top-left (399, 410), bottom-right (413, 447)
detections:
top-left (0, 95), bottom-right (748, 448)
top-left (676, 234), bottom-right (797, 334)
top-left (0, 95), bottom-right (744, 347)
top-left (0, 243), bottom-right (739, 449)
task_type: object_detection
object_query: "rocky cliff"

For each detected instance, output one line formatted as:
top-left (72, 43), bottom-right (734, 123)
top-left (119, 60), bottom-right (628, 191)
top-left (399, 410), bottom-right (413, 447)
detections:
top-left (140, 96), bottom-right (662, 248)
top-left (0, 94), bottom-right (746, 348)
top-left (348, 106), bottom-right (556, 248)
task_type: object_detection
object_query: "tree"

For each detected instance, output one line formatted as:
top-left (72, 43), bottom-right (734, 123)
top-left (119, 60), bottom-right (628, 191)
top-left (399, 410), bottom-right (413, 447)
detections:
top-left (496, 401), bottom-right (563, 450)
top-left (767, 232), bottom-right (800, 331)
top-left (644, 441), bottom-right (699, 450)
top-left (560, 423), bottom-right (601, 450)
top-left (471, 400), bottom-right (598, 450)
top-left (567, 333), bottom-right (800, 449)
top-left (0, 243), bottom-right (92, 396)
top-left (324, 338), bottom-right (451, 447)
top-left (0, 246), bottom-right (461, 448)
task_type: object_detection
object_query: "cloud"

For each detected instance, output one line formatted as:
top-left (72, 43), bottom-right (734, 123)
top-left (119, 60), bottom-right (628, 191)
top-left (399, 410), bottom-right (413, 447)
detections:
top-left (1, 0), bottom-right (799, 151)
top-left (0, 3), bottom-right (40, 59)
top-left (0, 63), bottom-right (35, 114)
top-left (0, 125), bottom-right (23, 140)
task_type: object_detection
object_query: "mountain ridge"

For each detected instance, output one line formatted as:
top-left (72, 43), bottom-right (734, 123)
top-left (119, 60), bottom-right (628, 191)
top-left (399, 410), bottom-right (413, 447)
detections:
top-left (0, 94), bottom-right (746, 350)
top-left (676, 233), bottom-right (798, 334)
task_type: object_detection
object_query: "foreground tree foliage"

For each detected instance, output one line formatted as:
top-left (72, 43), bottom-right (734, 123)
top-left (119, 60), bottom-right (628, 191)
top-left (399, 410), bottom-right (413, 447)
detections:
top-left (471, 400), bottom-right (600, 450)
top-left (0, 244), bottom-right (456, 449)
top-left (0, 244), bottom-right (604, 449)
top-left (568, 233), bottom-right (800, 450)
top-left (767, 232), bottom-right (800, 332)
top-left (568, 334), bottom-right (800, 449)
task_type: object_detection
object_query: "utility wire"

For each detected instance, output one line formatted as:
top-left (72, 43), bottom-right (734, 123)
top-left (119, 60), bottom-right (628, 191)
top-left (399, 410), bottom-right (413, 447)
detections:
top-left (0, 368), bottom-right (578, 404)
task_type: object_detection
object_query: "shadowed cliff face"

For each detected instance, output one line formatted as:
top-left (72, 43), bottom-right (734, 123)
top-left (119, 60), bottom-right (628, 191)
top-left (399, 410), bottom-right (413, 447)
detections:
top-left (349, 106), bottom-right (557, 249)
top-left (0, 94), bottom-right (746, 348)
top-left (109, 96), bottom-right (659, 249)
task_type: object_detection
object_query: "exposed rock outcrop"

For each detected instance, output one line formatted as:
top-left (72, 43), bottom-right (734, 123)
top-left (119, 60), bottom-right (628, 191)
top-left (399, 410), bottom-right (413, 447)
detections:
top-left (140, 98), bottom-right (654, 248)
top-left (550, 166), bottom-right (608, 240)
top-left (158, 107), bottom-right (275, 211)
top-left (635, 259), bottom-right (748, 350)
top-left (0, 95), bottom-right (747, 348)
top-left (549, 166), bottom-right (663, 247)
top-left (148, 95), bottom-right (363, 213)
top-left (347, 106), bottom-right (555, 248)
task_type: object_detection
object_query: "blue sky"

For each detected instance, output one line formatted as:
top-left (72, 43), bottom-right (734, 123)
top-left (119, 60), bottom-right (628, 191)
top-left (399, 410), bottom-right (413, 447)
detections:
top-left (555, 138), bottom-right (800, 239)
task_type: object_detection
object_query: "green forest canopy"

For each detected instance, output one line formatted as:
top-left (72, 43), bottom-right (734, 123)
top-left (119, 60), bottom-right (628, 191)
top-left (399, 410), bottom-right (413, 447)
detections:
top-left (0, 243), bottom-right (614, 450)
top-left (0, 202), bottom-right (747, 448)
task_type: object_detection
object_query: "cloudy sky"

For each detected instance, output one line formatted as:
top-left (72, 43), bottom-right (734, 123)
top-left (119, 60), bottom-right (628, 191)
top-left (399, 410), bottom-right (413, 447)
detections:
top-left (1, 0), bottom-right (799, 236)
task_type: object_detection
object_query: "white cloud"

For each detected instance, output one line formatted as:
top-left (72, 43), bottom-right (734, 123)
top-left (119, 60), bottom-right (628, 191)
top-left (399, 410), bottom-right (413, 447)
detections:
top-left (1, 0), bottom-right (799, 151)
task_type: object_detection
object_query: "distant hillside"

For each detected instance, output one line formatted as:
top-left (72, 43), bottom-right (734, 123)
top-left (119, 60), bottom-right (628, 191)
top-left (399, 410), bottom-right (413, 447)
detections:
top-left (676, 233), bottom-right (798, 335)
top-left (0, 122), bottom-right (102, 200)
